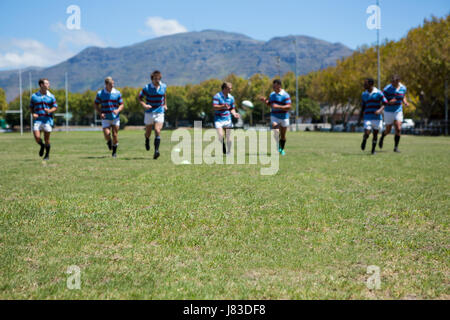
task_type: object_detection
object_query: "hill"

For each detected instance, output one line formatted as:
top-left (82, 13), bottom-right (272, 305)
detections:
top-left (0, 30), bottom-right (352, 101)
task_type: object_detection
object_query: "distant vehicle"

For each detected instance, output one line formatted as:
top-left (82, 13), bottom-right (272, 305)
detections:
top-left (428, 121), bottom-right (439, 126)
top-left (402, 119), bottom-right (415, 130)
top-left (0, 118), bottom-right (10, 130)
top-left (332, 124), bottom-right (344, 132)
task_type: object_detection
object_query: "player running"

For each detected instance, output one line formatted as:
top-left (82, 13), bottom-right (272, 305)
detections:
top-left (379, 75), bottom-right (409, 152)
top-left (212, 82), bottom-right (240, 155)
top-left (359, 78), bottom-right (388, 155)
top-left (94, 77), bottom-right (124, 158)
top-left (259, 79), bottom-right (292, 156)
top-left (29, 78), bottom-right (58, 161)
top-left (139, 70), bottom-right (167, 160)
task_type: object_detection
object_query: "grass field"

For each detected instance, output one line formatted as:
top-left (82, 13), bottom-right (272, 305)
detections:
top-left (0, 130), bottom-right (448, 299)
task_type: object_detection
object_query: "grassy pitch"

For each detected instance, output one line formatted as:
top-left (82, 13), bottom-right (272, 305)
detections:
top-left (0, 130), bottom-right (448, 299)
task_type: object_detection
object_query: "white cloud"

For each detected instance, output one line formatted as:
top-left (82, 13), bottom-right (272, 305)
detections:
top-left (51, 22), bottom-right (106, 49)
top-left (0, 39), bottom-right (71, 69)
top-left (0, 23), bottom-right (107, 70)
top-left (144, 17), bottom-right (187, 37)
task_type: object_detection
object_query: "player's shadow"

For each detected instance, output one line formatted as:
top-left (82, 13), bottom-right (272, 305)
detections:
top-left (117, 157), bottom-right (149, 161)
top-left (243, 153), bottom-right (273, 156)
top-left (340, 150), bottom-right (386, 156)
top-left (80, 156), bottom-right (110, 159)
top-left (80, 156), bottom-right (150, 160)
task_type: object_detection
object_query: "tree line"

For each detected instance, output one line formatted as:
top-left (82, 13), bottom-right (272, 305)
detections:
top-left (1, 15), bottom-right (448, 128)
top-left (1, 73), bottom-right (320, 128)
top-left (307, 15), bottom-right (449, 126)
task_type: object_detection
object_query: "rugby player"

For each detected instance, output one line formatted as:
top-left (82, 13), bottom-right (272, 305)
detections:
top-left (94, 77), bottom-right (124, 158)
top-left (359, 78), bottom-right (388, 155)
top-left (380, 75), bottom-right (409, 152)
top-left (29, 78), bottom-right (58, 161)
top-left (259, 79), bottom-right (292, 156)
top-left (138, 70), bottom-right (167, 159)
top-left (212, 82), bottom-right (240, 155)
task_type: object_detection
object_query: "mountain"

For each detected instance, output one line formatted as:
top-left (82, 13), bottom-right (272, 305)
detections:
top-left (0, 30), bottom-right (353, 101)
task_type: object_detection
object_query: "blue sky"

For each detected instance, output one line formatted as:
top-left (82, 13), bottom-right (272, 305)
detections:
top-left (0, 0), bottom-right (448, 70)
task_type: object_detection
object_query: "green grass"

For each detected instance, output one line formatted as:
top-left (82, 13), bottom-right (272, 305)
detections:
top-left (0, 130), bottom-right (448, 299)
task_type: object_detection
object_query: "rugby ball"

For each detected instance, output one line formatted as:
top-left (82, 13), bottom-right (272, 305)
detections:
top-left (242, 100), bottom-right (254, 109)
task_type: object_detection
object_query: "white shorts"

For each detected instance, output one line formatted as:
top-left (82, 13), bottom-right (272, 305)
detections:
top-left (384, 111), bottom-right (403, 125)
top-left (271, 116), bottom-right (290, 128)
top-left (102, 118), bottom-right (120, 129)
top-left (215, 119), bottom-right (233, 129)
top-left (364, 120), bottom-right (382, 131)
top-left (144, 112), bottom-right (164, 125)
top-left (33, 121), bottom-right (52, 133)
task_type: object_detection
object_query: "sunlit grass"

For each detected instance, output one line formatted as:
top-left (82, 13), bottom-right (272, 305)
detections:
top-left (0, 130), bottom-right (448, 299)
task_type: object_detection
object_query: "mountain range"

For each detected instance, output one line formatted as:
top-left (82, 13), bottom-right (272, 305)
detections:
top-left (0, 30), bottom-right (353, 101)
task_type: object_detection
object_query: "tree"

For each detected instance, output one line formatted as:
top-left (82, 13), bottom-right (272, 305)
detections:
top-left (298, 98), bottom-right (320, 120)
top-left (246, 73), bottom-right (272, 124)
top-left (397, 16), bottom-right (449, 120)
top-left (166, 86), bottom-right (187, 127)
top-left (186, 79), bottom-right (222, 124)
top-left (307, 14), bottom-right (449, 122)
top-left (0, 88), bottom-right (7, 114)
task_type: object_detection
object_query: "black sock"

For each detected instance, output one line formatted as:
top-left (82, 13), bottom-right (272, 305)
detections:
top-left (145, 136), bottom-right (150, 150)
top-left (395, 135), bottom-right (400, 148)
top-left (280, 139), bottom-right (286, 150)
top-left (361, 135), bottom-right (368, 150)
top-left (154, 136), bottom-right (161, 152)
top-left (112, 144), bottom-right (118, 154)
top-left (44, 144), bottom-right (51, 157)
top-left (39, 140), bottom-right (45, 156)
top-left (372, 138), bottom-right (377, 153)
top-left (222, 138), bottom-right (226, 154)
